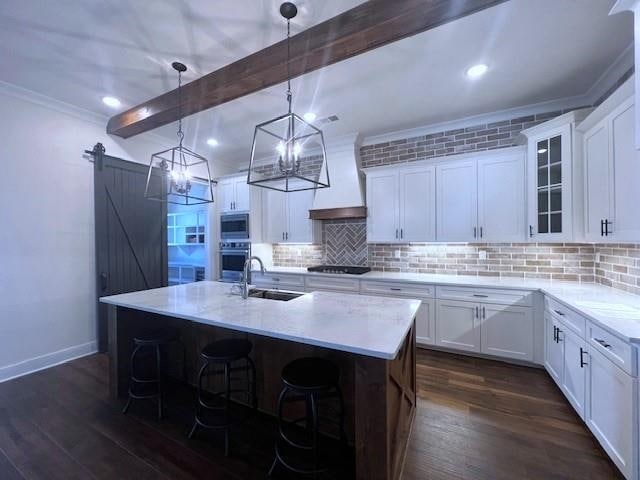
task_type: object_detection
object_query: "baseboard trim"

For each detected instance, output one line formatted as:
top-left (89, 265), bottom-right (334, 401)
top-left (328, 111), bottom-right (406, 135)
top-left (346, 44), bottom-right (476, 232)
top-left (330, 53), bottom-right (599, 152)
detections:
top-left (0, 341), bottom-right (98, 383)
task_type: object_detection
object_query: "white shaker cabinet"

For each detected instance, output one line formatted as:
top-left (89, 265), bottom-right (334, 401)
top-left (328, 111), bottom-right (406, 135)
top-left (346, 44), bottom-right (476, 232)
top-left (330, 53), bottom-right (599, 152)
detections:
top-left (366, 170), bottom-right (399, 242)
top-left (581, 80), bottom-right (640, 243)
top-left (477, 151), bottom-right (525, 242)
top-left (262, 189), bottom-right (320, 243)
top-left (585, 347), bottom-right (636, 479)
top-left (480, 303), bottom-right (533, 361)
top-left (436, 160), bottom-right (478, 242)
top-left (561, 327), bottom-right (588, 418)
top-left (544, 313), bottom-right (564, 385)
top-left (435, 299), bottom-right (481, 353)
top-left (218, 174), bottom-right (251, 213)
top-left (399, 166), bottom-right (436, 242)
top-left (366, 165), bottom-right (435, 242)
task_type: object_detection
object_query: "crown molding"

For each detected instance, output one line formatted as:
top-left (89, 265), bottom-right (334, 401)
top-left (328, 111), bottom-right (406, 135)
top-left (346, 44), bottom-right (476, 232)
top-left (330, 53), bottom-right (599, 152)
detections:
top-left (585, 41), bottom-right (634, 104)
top-left (0, 80), bottom-right (172, 148)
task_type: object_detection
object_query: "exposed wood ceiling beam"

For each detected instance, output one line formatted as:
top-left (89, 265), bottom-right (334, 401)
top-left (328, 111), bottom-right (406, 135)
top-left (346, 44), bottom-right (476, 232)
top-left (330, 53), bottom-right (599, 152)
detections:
top-left (107, 0), bottom-right (509, 138)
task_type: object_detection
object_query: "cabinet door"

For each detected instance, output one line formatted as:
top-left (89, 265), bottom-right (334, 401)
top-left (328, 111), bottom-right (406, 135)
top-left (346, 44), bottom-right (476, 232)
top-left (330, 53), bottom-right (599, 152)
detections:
top-left (436, 160), bottom-right (478, 242)
top-left (561, 328), bottom-right (587, 419)
top-left (287, 189), bottom-right (315, 243)
top-left (527, 125), bottom-right (572, 241)
top-left (218, 179), bottom-right (235, 213)
top-left (435, 300), bottom-right (480, 353)
top-left (611, 100), bottom-right (640, 241)
top-left (544, 313), bottom-right (564, 385)
top-left (477, 152), bottom-right (525, 242)
top-left (583, 123), bottom-right (611, 241)
top-left (399, 166), bottom-right (436, 242)
top-left (415, 299), bottom-right (435, 346)
top-left (585, 347), bottom-right (635, 479)
top-left (366, 171), bottom-right (399, 242)
top-left (262, 189), bottom-right (287, 243)
top-left (233, 177), bottom-right (251, 212)
top-left (480, 303), bottom-right (533, 361)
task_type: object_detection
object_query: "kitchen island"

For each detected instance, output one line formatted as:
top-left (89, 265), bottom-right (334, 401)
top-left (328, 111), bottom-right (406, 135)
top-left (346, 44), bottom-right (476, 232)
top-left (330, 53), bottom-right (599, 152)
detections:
top-left (100, 281), bottom-right (421, 480)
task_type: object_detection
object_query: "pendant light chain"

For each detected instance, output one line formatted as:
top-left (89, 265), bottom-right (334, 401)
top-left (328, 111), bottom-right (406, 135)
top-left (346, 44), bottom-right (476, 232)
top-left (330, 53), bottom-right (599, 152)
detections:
top-left (286, 18), bottom-right (292, 114)
top-left (177, 69), bottom-right (184, 148)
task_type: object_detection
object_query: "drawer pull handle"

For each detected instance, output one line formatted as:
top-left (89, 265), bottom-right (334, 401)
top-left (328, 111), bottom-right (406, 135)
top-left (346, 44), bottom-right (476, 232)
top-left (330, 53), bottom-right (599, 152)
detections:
top-left (556, 328), bottom-right (563, 343)
top-left (473, 294), bottom-right (489, 298)
top-left (390, 288), bottom-right (402, 291)
top-left (553, 310), bottom-right (565, 316)
top-left (272, 278), bottom-right (280, 282)
top-left (594, 338), bottom-right (612, 349)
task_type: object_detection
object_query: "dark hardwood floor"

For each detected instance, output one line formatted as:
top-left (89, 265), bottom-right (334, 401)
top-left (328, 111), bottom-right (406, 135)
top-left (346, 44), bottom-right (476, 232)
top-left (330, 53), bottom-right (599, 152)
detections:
top-left (0, 349), bottom-right (623, 479)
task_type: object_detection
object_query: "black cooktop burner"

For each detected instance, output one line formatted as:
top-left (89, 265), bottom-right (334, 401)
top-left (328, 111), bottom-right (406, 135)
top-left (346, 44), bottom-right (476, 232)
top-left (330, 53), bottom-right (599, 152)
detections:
top-left (307, 265), bottom-right (371, 275)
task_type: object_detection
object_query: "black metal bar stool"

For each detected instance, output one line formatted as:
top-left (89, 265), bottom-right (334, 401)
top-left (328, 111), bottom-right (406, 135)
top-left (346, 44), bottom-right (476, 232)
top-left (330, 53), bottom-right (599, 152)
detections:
top-left (188, 338), bottom-right (257, 456)
top-left (268, 357), bottom-right (347, 477)
top-left (122, 327), bottom-right (182, 420)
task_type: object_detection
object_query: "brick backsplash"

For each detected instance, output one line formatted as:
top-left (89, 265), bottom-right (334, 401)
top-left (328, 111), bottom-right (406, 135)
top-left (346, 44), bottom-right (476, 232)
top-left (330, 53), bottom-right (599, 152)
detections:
top-left (272, 243), bottom-right (324, 267)
top-left (595, 244), bottom-right (640, 295)
top-left (359, 109), bottom-right (586, 169)
top-left (368, 243), bottom-right (595, 281)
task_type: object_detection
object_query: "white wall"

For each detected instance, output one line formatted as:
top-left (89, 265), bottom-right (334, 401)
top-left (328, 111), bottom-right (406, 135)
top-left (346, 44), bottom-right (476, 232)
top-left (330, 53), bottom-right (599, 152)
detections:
top-left (0, 83), bottom-right (179, 381)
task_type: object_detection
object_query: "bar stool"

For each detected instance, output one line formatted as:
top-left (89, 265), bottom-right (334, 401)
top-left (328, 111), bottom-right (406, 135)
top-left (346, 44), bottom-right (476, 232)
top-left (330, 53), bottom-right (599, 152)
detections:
top-left (188, 338), bottom-right (257, 456)
top-left (268, 357), bottom-right (347, 477)
top-left (122, 326), bottom-right (182, 420)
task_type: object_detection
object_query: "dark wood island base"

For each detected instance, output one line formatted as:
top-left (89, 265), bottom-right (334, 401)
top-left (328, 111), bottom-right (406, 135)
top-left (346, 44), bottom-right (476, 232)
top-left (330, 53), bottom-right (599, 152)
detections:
top-left (108, 305), bottom-right (416, 480)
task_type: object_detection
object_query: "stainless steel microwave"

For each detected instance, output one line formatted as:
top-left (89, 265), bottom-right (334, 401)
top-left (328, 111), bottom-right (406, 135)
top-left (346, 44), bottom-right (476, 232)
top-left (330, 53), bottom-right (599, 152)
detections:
top-left (220, 213), bottom-right (249, 240)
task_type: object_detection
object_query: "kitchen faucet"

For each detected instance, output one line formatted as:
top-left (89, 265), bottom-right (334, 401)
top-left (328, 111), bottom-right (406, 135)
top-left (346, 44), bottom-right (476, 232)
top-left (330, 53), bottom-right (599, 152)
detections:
top-left (239, 256), bottom-right (266, 299)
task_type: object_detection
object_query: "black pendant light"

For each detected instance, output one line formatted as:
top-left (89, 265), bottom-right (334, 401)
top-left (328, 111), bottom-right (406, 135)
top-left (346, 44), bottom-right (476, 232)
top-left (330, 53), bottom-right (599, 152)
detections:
top-left (145, 62), bottom-right (214, 205)
top-left (246, 2), bottom-right (330, 192)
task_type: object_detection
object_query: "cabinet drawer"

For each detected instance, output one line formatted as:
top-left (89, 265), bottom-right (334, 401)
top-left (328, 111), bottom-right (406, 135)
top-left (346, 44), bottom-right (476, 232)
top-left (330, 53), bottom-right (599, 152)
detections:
top-left (587, 322), bottom-right (635, 376)
top-left (305, 276), bottom-right (360, 293)
top-left (360, 280), bottom-right (434, 299)
top-left (545, 296), bottom-right (586, 337)
top-left (436, 286), bottom-right (533, 306)
top-left (252, 272), bottom-right (305, 290)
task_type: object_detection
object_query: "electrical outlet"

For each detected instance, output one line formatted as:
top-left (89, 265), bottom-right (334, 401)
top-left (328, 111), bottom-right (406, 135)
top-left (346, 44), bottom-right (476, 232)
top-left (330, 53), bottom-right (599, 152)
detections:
top-left (394, 249), bottom-right (401, 259)
top-left (479, 250), bottom-right (487, 260)
top-left (596, 252), bottom-right (601, 263)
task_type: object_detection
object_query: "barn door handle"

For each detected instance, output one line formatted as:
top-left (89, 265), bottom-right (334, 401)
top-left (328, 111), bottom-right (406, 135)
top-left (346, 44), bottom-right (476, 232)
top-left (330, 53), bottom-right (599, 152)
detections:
top-left (100, 272), bottom-right (108, 291)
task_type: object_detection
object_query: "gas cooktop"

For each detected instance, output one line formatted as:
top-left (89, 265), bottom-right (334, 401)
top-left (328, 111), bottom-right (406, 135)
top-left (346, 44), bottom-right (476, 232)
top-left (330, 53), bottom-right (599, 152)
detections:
top-left (307, 265), bottom-right (371, 275)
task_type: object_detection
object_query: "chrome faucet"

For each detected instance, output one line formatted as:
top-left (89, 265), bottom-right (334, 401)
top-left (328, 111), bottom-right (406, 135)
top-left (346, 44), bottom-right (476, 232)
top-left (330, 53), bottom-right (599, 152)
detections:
top-left (240, 256), bottom-right (266, 299)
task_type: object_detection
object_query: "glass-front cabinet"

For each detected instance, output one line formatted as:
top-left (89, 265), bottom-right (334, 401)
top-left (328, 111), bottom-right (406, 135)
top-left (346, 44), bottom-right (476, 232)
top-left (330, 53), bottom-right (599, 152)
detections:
top-left (522, 110), bottom-right (589, 242)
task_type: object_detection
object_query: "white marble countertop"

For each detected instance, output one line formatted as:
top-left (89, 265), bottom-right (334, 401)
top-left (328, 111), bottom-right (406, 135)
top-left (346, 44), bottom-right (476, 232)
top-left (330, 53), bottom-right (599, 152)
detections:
top-left (255, 267), bottom-right (640, 344)
top-left (99, 281), bottom-right (421, 360)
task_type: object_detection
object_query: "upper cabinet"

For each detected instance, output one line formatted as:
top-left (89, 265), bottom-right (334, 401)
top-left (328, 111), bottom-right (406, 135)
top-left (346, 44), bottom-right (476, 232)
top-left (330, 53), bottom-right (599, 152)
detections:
top-left (262, 189), bottom-right (321, 244)
top-left (366, 165), bottom-right (436, 243)
top-left (521, 110), bottom-right (590, 242)
top-left (580, 78), bottom-right (640, 242)
top-left (436, 160), bottom-right (477, 242)
top-left (365, 148), bottom-right (524, 243)
top-left (218, 174), bottom-right (251, 213)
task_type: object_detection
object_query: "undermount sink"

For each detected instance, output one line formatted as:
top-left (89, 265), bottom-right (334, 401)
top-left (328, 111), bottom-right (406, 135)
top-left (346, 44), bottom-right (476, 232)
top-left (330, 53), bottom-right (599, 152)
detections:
top-left (247, 288), bottom-right (303, 301)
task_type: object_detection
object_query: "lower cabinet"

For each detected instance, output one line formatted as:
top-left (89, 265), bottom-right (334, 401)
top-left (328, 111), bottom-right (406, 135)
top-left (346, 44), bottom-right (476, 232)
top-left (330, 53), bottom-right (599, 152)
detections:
top-left (585, 347), bottom-right (636, 479)
top-left (481, 303), bottom-right (533, 361)
top-left (561, 327), bottom-right (587, 418)
top-left (435, 300), bottom-right (481, 353)
top-left (415, 299), bottom-right (435, 346)
top-left (544, 313), bottom-right (564, 385)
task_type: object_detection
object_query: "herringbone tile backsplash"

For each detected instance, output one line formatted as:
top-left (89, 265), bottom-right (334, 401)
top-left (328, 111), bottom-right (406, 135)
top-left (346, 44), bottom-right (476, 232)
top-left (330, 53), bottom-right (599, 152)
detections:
top-left (324, 220), bottom-right (367, 265)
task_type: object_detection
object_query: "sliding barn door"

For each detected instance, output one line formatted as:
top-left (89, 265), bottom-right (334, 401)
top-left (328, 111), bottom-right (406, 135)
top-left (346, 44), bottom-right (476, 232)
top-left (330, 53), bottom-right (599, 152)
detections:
top-left (93, 145), bottom-right (167, 351)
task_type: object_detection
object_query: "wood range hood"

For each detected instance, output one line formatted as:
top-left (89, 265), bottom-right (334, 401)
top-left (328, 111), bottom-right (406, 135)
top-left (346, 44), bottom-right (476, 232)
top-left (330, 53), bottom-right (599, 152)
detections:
top-left (309, 133), bottom-right (367, 221)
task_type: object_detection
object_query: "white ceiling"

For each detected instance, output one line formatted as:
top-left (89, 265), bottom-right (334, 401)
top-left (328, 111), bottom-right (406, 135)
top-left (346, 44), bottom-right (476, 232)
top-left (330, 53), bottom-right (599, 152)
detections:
top-left (0, 0), bottom-right (633, 166)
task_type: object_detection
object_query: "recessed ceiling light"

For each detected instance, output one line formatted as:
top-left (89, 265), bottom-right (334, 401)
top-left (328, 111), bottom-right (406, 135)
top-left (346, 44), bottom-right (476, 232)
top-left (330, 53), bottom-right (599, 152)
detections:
top-left (537, 148), bottom-right (548, 154)
top-left (303, 112), bottom-right (317, 122)
top-left (102, 96), bottom-right (121, 108)
top-left (206, 138), bottom-right (219, 147)
top-left (466, 64), bottom-right (488, 79)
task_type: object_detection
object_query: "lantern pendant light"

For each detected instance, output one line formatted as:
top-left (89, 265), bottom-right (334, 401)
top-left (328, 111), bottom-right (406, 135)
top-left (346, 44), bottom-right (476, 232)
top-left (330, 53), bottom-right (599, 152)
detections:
top-left (247, 2), bottom-right (330, 193)
top-left (145, 62), bottom-right (214, 205)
